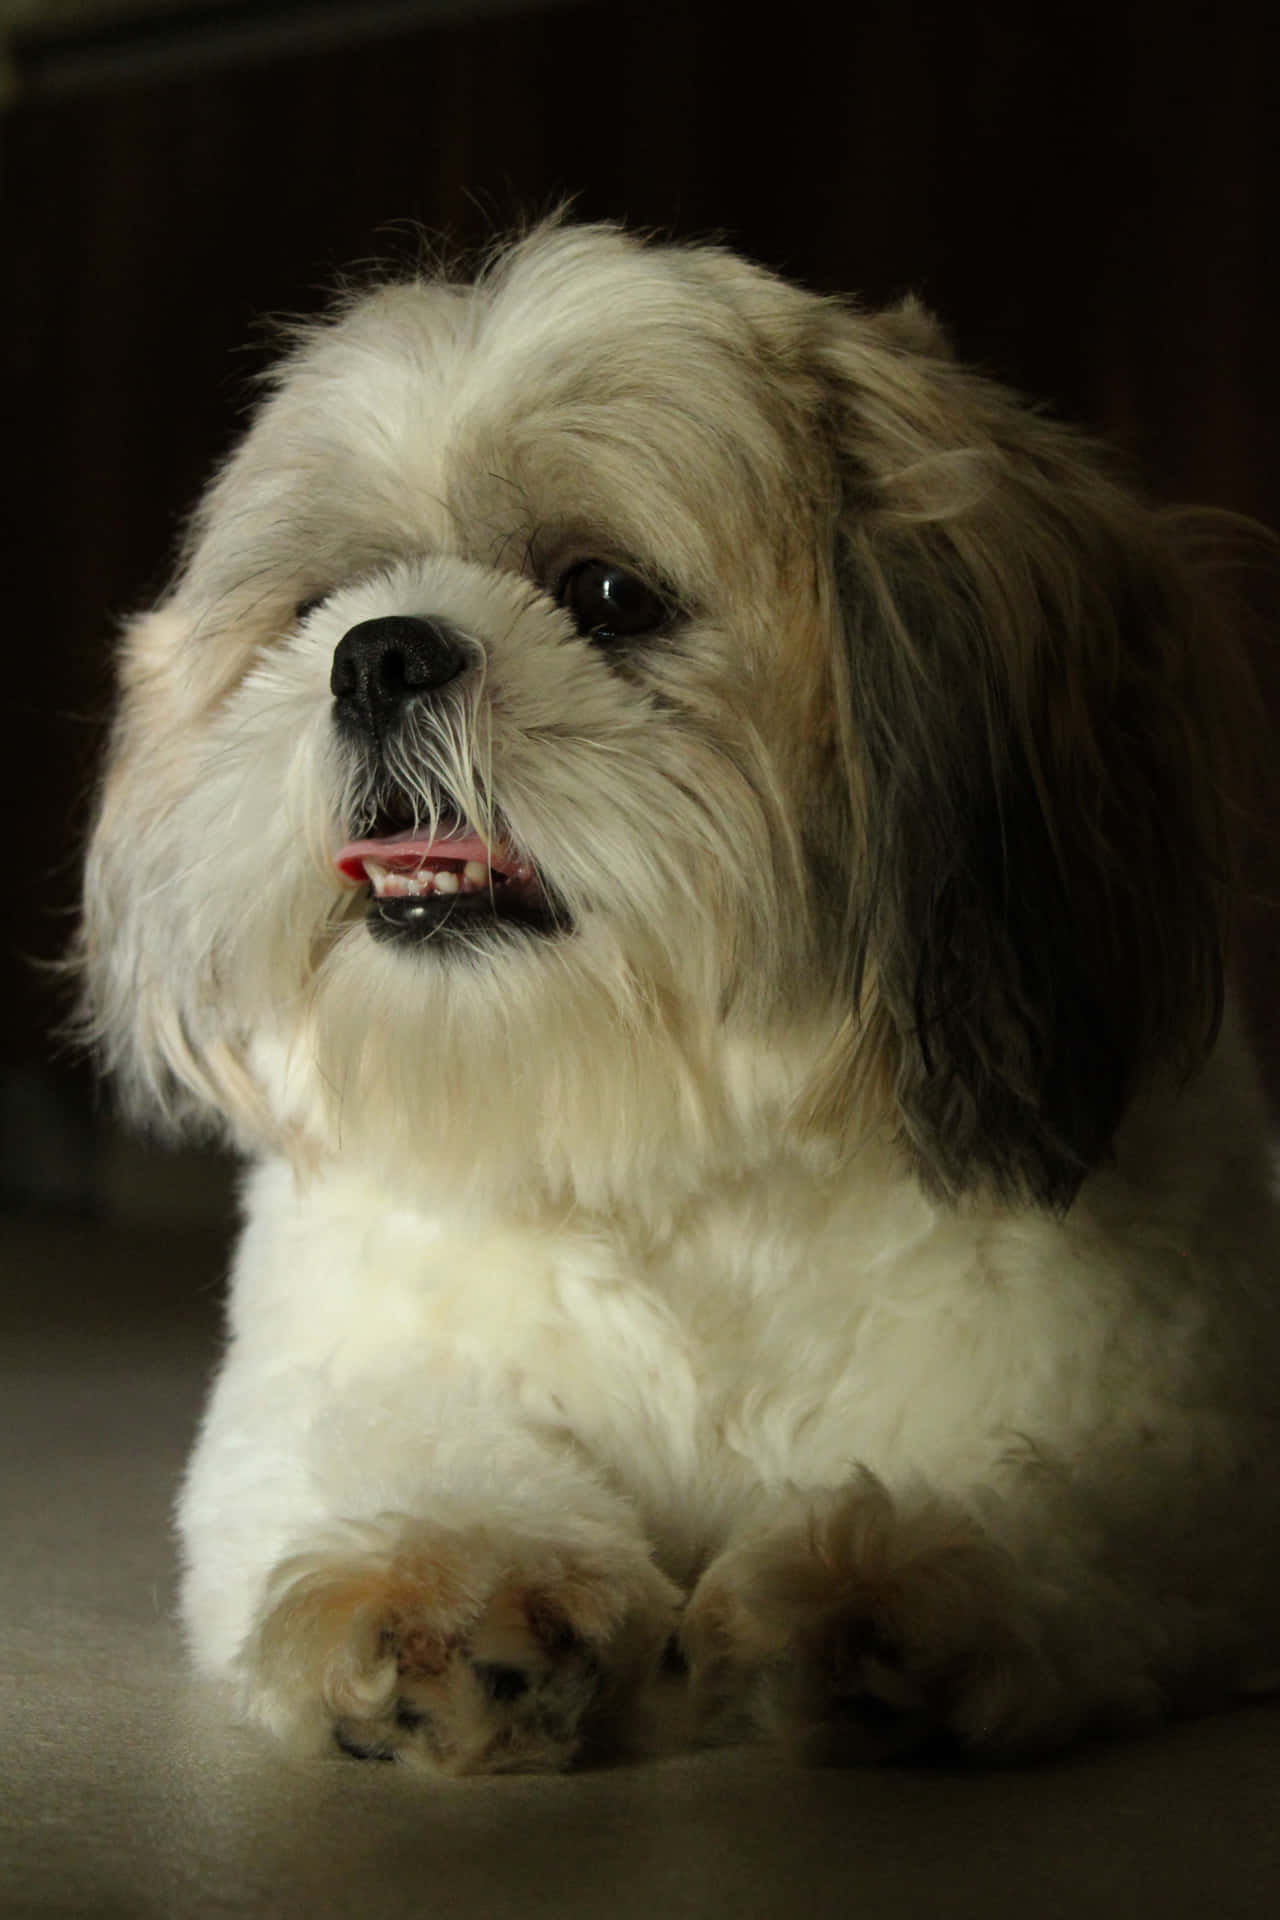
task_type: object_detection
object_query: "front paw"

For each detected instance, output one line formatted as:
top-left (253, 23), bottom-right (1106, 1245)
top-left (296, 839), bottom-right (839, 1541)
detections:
top-left (242, 1516), bottom-right (680, 1774)
top-left (682, 1478), bottom-right (1063, 1764)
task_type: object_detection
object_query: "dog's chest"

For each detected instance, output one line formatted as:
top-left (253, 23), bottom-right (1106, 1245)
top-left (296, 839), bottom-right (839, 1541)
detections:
top-left (234, 1154), bottom-right (965, 1565)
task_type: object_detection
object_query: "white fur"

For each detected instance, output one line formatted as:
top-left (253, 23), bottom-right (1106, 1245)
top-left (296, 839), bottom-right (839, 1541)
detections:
top-left (83, 223), bottom-right (1280, 1772)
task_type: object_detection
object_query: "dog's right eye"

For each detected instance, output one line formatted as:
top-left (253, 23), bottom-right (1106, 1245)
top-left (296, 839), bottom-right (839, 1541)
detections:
top-left (557, 562), bottom-right (670, 646)
top-left (295, 595), bottom-right (327, 624)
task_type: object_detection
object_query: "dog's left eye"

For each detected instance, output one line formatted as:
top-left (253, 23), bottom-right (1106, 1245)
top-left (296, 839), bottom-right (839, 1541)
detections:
top-left (557, 562), bottom-right (669, 645)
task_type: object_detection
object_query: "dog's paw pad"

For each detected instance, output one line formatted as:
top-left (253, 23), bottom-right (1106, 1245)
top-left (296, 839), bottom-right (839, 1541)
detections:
top-left (472, 1661), bottom-right (531, 1702)
top-left (380, 1595), bottom-right (607, 1773)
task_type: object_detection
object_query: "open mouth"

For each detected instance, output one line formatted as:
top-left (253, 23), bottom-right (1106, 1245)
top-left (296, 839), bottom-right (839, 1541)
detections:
top-left (334, 814), bottom-right (561, 944)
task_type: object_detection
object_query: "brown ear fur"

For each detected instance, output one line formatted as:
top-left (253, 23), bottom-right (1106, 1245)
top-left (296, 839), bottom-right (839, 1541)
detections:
top-left (818, 327), bottom-right (1251, 1208)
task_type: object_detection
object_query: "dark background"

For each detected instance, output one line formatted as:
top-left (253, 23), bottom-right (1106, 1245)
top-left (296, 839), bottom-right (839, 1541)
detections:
top-left (2, 0), bottom-right (1276, 1209)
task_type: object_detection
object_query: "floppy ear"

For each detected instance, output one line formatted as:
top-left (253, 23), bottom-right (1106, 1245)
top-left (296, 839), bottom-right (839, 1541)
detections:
top-left (76, 604), bottom-right (281, 1145)
top-left (818, 320), bottom-right (1243, 1208)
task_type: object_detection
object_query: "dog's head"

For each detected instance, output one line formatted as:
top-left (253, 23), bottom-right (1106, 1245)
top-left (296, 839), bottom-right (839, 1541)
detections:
top-left (80, 222), bottom-right (1245, 1208)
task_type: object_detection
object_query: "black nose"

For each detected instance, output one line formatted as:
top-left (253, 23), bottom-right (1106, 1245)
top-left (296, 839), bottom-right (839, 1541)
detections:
top-left (330, 615), bottom-right (469, 739)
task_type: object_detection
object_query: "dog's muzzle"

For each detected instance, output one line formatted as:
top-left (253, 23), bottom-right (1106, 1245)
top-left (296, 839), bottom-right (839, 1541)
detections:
top-left (329, 614), bottom-right (563, 947)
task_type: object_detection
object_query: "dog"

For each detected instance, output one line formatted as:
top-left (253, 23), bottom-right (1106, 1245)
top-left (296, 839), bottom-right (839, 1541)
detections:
top-left (80, 220), bottom-right (1280, 1773)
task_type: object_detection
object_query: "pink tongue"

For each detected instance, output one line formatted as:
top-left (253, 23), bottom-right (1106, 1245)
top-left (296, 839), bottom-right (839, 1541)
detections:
top-left (335, 825), bottom-right (512, 883)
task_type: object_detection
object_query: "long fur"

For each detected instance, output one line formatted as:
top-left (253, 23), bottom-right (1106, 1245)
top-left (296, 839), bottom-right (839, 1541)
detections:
top-left (79, 221), bottom-right (1280, 1771)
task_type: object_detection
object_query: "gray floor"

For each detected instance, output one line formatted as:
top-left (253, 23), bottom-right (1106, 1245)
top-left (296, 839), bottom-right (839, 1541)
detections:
top-left (4, 1207), bottom-right (1280, 1919)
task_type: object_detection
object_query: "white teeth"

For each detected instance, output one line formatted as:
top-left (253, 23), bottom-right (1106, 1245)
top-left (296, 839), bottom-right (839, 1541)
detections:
top-left (360, 857), bottom-right (505, 900)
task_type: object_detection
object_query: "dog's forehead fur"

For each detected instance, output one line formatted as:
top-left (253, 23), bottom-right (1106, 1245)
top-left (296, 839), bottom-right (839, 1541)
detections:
top-left (184, 227), bottom-right (839, 635)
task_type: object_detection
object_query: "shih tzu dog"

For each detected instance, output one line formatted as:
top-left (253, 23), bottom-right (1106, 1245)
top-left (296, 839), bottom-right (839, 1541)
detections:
top-left (80, 221), bottom-right (1280, 1774)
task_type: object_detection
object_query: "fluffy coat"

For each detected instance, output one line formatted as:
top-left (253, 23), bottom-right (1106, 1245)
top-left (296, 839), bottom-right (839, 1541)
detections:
top-left (81, 223), bottom-right (1280, 1772)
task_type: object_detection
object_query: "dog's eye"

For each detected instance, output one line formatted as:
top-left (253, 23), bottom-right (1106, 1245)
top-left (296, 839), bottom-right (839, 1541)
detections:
top-left (295, 595), bottom-right (327, 624)
top-left (557, 562), bottom-right (669, 645)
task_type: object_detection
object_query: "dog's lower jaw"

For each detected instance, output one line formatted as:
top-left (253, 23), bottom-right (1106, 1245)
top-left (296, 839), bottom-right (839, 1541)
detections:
top-left (365, 888), bottom-right (568, 946)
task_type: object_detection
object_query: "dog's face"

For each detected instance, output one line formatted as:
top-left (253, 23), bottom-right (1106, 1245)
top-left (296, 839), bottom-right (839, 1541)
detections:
top-left (81, 224), bottom-right (1236, 1210)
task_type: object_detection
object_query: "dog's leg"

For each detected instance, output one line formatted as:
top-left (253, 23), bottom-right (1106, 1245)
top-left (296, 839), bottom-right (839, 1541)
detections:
top-left (681, 1466), bottom-right (1270, 1763)
top-left (173, 1157), bottom-right (686, 1775)
top-left (178, 1360), bottom-right (679, 1774)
